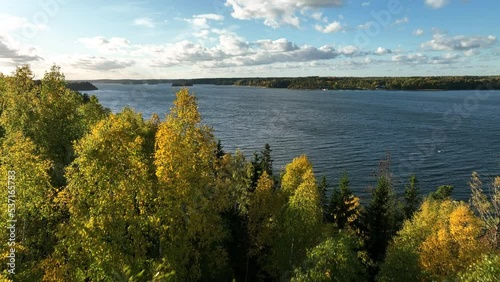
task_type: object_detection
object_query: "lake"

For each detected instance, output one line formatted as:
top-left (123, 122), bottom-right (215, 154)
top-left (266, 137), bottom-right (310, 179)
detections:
top-left (89, 83), bottom-right (500, 199)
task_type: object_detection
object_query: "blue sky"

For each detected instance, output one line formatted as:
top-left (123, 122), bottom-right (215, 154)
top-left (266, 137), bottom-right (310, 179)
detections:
top-left (0, 0), bottom-right (498, 79)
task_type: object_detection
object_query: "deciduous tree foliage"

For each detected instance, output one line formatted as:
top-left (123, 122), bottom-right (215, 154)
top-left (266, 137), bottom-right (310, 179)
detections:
top-left (458, 253), bottom-right (500, 281)
top-left (0, 65), bottom-right (108, 186)
top-left (154, 88), bottom-right (231, 281)
top-left (291, 232), bottom-right (368, 282)
top-left (1, 66), bottom-right (498, 281)
top-left (0, 133), bottom-right (56, 280)
top-left (378, 199), bottom-right (488, 281)
top-left (49, 108), bottom-right (157, 281)
top-left (270, 155), bottom-right (323, 279)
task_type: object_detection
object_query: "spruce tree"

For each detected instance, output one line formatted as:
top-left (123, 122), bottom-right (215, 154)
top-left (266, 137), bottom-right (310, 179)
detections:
top-left (404, 175), bottom-right (421, 219)
top-left (261, 143), bottom-right (273, 176)
top-left (318, 176), bottom-right (328, 211)
top-left (364, 175), bottom-right (397, 263)
top-left (328, 172), bottom-right (360, 229)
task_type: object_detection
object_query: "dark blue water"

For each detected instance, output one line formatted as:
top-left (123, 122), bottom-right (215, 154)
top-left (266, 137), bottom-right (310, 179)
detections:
top-left (88, 83), bottom-right (500, 199)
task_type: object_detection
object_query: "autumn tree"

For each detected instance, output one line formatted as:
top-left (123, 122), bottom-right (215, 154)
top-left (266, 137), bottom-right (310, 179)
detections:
top-left (378, 199), bottom-right (488, 281)
top-left (270, 155), bottom-right (323, 279)
top-left (154, 88), bottom-right (231, 281)
top-left (248, 171), bottom-right (284, 279)
top-left (0, 65), bottom-right (108, 187)
top-left (0, 65), bottom-right (39, 139)
top-left (420, 203), bottom-right (485, 279)
top-left (0, 133), bottom-right (55, 281)
top-left (48, 108), bottom-right (157, 281)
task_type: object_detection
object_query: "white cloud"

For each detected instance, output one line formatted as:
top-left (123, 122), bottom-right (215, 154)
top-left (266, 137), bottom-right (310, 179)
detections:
top-left (0, 14), bottom-right (48, 36)
top-left (358, 22), bottom-right (373, 30)
top-left (392, 53), bottom-right (428, 64)
top-left (421, 34), bottom-right (496, 51)
top-left (413, 28), bottom-right (424, 36)
top-left (464, 49), bottom-right (479, 57)
top-left (392, 52), bottom-right (460, 65)
top-left (143, 34), bottom-right (342, 68)
top-left (393, 17), bottom-right (409, 25)
top-left (311, 12), bottom-right (323, 21)
top-left (429, 53), bottom-right (459, 64)
top-left (70, 56), bottom-right (135, 70)
top-left (338, 45), bottom-right (363, 57)
top-left (425, 0), bottom-right (450, 9)
top-left (134, 17), bottom-right (155, 28)
top-left (224, 0), bottom-right (343, 28)
top-left (257, 38), bottom-right (299, 53)
top-left (375, 47), bottom-right (392, 55)
top-left (361, 2), bottom-right (370, 7)
top-left (315, 21), bottom-right (343, 33)
top-left (78, 36), bottom-right (131, 53)
top-left (182, 14), bottom-right (224, 29)
top-left (0, 34), bottom-right (43, 65)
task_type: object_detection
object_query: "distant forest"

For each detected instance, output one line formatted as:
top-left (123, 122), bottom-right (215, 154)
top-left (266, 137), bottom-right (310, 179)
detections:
top-left (86, 75), bottom-right (500, 91)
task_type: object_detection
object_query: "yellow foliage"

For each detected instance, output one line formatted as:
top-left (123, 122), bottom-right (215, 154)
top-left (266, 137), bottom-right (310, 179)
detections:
top-left (153, 88), bottom-right (229, 280)
top-left (281, 155), bottom-right (314, 195)
top-left (419, 202), bottom-right (485, 280)
top-left (248, 172), bottom-right (282, 256)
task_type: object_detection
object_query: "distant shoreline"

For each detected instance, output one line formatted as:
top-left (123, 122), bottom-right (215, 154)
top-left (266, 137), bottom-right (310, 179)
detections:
top-left (76, 75), bottom-right (500, 91)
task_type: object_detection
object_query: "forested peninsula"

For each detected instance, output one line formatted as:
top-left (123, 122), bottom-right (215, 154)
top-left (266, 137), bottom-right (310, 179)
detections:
top-left (90, 75), bottom-right (500, 90)
top-left (66, 81), bottom-right (98, 91)
top-left (0, 66), bottom-right (499, 281)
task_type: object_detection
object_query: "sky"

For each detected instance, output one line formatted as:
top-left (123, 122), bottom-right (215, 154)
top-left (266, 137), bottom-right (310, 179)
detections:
top-left (0, 0), bottom-right (499, 79)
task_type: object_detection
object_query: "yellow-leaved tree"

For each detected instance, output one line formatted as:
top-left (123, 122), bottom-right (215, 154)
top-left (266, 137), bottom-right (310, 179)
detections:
top-left (270, 155), bottom-right (323, 279)
top-left (248, 171), bottom-right (284, 274)
top-left (154, 88), bottom-right (231, 281)
top-left (46, 108), bottom-right (157, 281)
top-left (378, 198), bottom-right (488, 281)
top-left (420, 202), bottom-right (485, 279)
top-left (0, 133), bottom-right (55, 281)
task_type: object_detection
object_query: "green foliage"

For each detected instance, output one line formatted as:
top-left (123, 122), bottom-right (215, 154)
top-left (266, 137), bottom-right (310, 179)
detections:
top-left (328, 172), bottom-right (361, 230)
top-left (403, 175), bottom-right (421, 219)
top-left (429, 185), bottom-right (454, 201)
top-left (378, 199), bottom-right (488, 281)
top-left (458, 253), bottom-right (500, 282)
top-left (0, 133), bottom-right (56, 280)
top-left (0, 65), bottom-right (108, 187)
top-left (270, 155), bottom-right (323, 279)
top-left (250, 143), bottom-right (274, 191)
top-left (56, 108), bottom-right (156, 281)
top-left (318, 176), bottom-right (328, 213)
top-left (292, 232), bottom-right (368, 282)
top-left (1, 66), bottom-right (498, 281)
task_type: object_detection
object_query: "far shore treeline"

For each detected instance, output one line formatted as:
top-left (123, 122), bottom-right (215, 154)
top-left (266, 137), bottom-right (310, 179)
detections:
top-left (83, 75), bottom-right (500, 91)
top-left (0, 65), bottom-right (499, 281)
